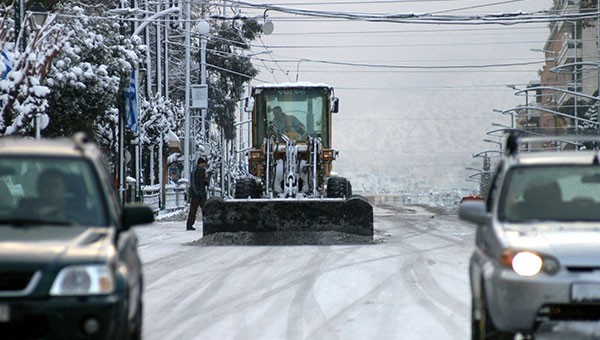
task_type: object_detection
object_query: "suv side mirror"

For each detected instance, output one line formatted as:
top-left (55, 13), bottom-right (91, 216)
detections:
top-left (122, 204), bottom-right (155, 230)
top-left (244, 97), bottom-right (254, 112)
top-left (331, 97), bottom-right (339, 113)
top-left (458, 200), bottom-right (488, 225)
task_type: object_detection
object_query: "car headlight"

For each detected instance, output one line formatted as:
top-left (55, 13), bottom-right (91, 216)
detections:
top-left (512, 251), bottom-right (543, 276)
top-left (501, 249), bottom-right (560, 277)
top-left (50, 264), bottom-right (115, 296)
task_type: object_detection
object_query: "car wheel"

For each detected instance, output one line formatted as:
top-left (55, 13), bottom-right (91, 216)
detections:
top-left (129, 300), bottom-right (143, 340)
top-left (474, 283), bottom-right (515, 340)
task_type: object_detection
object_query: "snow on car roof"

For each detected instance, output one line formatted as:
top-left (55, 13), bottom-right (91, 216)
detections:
top-left (254, 82), bottom-right (333, 90)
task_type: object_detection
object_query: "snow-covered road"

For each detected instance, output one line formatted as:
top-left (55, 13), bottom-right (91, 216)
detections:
top-left (137, 204), bottom-right (474, 340)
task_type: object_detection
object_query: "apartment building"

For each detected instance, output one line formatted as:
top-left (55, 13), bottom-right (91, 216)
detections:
top-left (537, 0), bottom-right (600, 134)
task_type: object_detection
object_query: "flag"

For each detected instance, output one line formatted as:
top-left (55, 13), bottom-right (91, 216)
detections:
top-left (0, 51), bottom-right (12, 80)
top-left (125, 71), bottom-right (139, 133)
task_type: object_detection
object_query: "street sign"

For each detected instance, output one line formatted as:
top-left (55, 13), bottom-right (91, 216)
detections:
top-left (191, 84), bottom-right (208, 109)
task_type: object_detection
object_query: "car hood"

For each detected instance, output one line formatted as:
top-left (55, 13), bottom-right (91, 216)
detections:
top-left (0, 226), bottom-right (113, 265)
top-left (504, 223), bottom-right (600, 266)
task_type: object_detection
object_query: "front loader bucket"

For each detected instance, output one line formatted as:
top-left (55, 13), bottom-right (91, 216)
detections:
top-left (202, 196), bottom-right (373, 244)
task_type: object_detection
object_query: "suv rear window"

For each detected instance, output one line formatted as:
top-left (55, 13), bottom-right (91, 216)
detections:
top-left (499, 165), bottom-right (600, 222)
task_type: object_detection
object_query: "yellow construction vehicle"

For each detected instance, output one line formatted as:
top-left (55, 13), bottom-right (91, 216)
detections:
top-left (202, 82), bottom-right (373, 243)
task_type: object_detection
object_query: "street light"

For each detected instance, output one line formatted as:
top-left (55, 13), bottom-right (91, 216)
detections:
top-left (296, 58), bottom-right (307, 82)
top-left (198, 20), bottom-right (209, 142)
top-left (486, 128), bottom-right (508, 137)
top-left (184, 18), bottom-right (210, 184)
top-left (27, 0), bottom-right (48, 140)
top-left (530, 48), bottom-right (557, 62)
top-left (514, 86), bottom-right (599, 102)
top-left (468, 171), bottom-right (493, 178)
top-left (472, 149), bottom-right (504, 158)
top-left (499, 106), bottom-right (600, 127)
top-left (27, 0), bottom-right (48, 31)
top-left (491, 122), bottom-right (582, 150)
top-left (483, 138), bottom-right (503, 148)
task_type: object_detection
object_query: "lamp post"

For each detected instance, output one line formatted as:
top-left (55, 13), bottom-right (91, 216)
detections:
top-left (184, 17), bottom-right (210, 184)
top-left (198, 20), bottom-right (209, 143)
top-left (507, 84), bottom-right (533, 128)
top-left (498, 106), bottom-right (600, 128)
top-left (183, 2), bottom-right (191, 184)
top-left (530, 48), bottom-right (557, 62)
top-left (483, 138), bottom-right (503, 149)
top-left (471, 152), bottom-right (496, 197)
top-left (27, 0), bottom-right (48, 140)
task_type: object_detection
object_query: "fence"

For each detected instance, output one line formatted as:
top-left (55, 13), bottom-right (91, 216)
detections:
top-left (142, 182), bottom-right (188, 213)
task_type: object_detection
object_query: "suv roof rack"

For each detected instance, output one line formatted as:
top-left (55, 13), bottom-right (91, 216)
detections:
top-left (72, 132), bottom-right (90, 151)
top-left (505, 133), bottom-right (600, 156)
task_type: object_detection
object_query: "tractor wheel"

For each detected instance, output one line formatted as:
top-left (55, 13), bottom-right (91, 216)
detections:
top-left (327, 177), bottom-right (348, 198)
top-left (234, 178), bottom-right (257, 199)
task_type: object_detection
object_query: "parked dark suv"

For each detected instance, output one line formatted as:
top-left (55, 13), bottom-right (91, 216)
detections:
top-left (460, 135), bottom-right (600, 339)
top-left (0, 133), bottom-right (154, 339)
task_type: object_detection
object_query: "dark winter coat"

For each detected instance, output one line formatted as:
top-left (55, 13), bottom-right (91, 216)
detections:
top-left (189, 167), bottom-right (209, 199)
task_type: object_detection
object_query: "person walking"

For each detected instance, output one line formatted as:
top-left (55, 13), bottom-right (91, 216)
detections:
top-left (186, 158), bottom-right (210, 231)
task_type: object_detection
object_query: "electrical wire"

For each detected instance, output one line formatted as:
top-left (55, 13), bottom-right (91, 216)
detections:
top-left (223, 1), bottom-right (598, 25)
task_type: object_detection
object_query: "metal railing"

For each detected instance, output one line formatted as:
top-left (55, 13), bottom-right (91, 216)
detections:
top-left (141, 182), bottom-right (188, 214)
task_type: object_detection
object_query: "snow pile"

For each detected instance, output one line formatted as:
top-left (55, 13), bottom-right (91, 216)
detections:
top-left (190, 231), bottom-right (373, 246)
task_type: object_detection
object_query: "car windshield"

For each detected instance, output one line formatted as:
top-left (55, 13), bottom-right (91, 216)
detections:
top-left (498, 165), bottom-right (600, 223)
top-left (255, 87), bottom-right (330, 147)
top-left (0, 156), bottom-right (108, 226)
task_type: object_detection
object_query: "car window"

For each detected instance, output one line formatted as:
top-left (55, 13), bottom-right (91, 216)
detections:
top-left (486, 162), bottom-right (504, 212)
top-left (0, 156), bottom-right (108, 226)
top-left (499, 165), bottom-right (600, 223)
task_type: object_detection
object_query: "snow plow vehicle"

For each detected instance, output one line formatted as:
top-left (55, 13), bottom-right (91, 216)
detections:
top-left (202, 82), bottom-right (373, 243)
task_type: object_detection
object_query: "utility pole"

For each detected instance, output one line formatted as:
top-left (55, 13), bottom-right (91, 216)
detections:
top-left (183, 0), bottom-right (191, 182)
top-left (597, 0), bottom-right (600, 131)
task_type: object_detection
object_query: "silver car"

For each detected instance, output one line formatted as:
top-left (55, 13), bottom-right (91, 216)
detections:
top-left (460, 136), bottom-right (600, 339)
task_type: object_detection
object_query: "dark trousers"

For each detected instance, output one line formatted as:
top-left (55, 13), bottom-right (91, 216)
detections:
top-left (186, 195), bottom-right (206, 229)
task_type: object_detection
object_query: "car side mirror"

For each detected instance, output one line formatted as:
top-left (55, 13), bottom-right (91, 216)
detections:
top-left (244, 97), bottom-right (254, 112)
top-left (122, 204), bottom-right (155, 230)
top-left (458, 200), bottom-right (488, 225)
top-left (331, 97), bottom-right (339, 113)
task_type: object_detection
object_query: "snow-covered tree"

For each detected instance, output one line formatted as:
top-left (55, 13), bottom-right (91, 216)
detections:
top-left (204, 18), bottom-right (260, 140)
top-left (46, 3), bottom-right (145, 153)
top-left (0, 3), bottom-right (69, 135)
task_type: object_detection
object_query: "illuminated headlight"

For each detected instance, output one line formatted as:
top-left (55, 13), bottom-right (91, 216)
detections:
top-left (50, 265), bottom-right (115, 296)
top-left (501, 250), bottom-right (560, 277)
top-left (250, 151), bottom-right (262, 160)
top-left (511, 252), bottom-right (543, 276)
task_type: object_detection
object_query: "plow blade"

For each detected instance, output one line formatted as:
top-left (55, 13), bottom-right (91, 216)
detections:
top-left (202, 196), bottom-right (373, 242)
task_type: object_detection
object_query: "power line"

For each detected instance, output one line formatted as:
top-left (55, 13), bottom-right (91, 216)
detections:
top-left (224, 1), bottom-right (597, 25)
top-left (260, 57), bottom-right (545, 70)
top-left (268, 25), bottom-right (548, 36)
top-left (260, 40), bottom-right (549, 49)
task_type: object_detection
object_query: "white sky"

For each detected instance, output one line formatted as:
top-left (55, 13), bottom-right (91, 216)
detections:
top-left (237, 0), bottom-right (554, 192)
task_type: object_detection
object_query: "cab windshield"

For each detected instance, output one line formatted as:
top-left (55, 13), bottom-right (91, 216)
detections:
top-left (0, 156), bottom-right (109, 226)
top-left (498, 165), bottom-right (600, 223)
top-left (255, 87), bottom-right (330, 147)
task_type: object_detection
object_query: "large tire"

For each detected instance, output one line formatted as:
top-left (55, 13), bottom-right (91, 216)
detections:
top-left (234, 178), bottom-right (258, 199)
top-left (473, 283), bottom-right (515, 340)
top-left (327, 177), bottom-right (348, 198)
